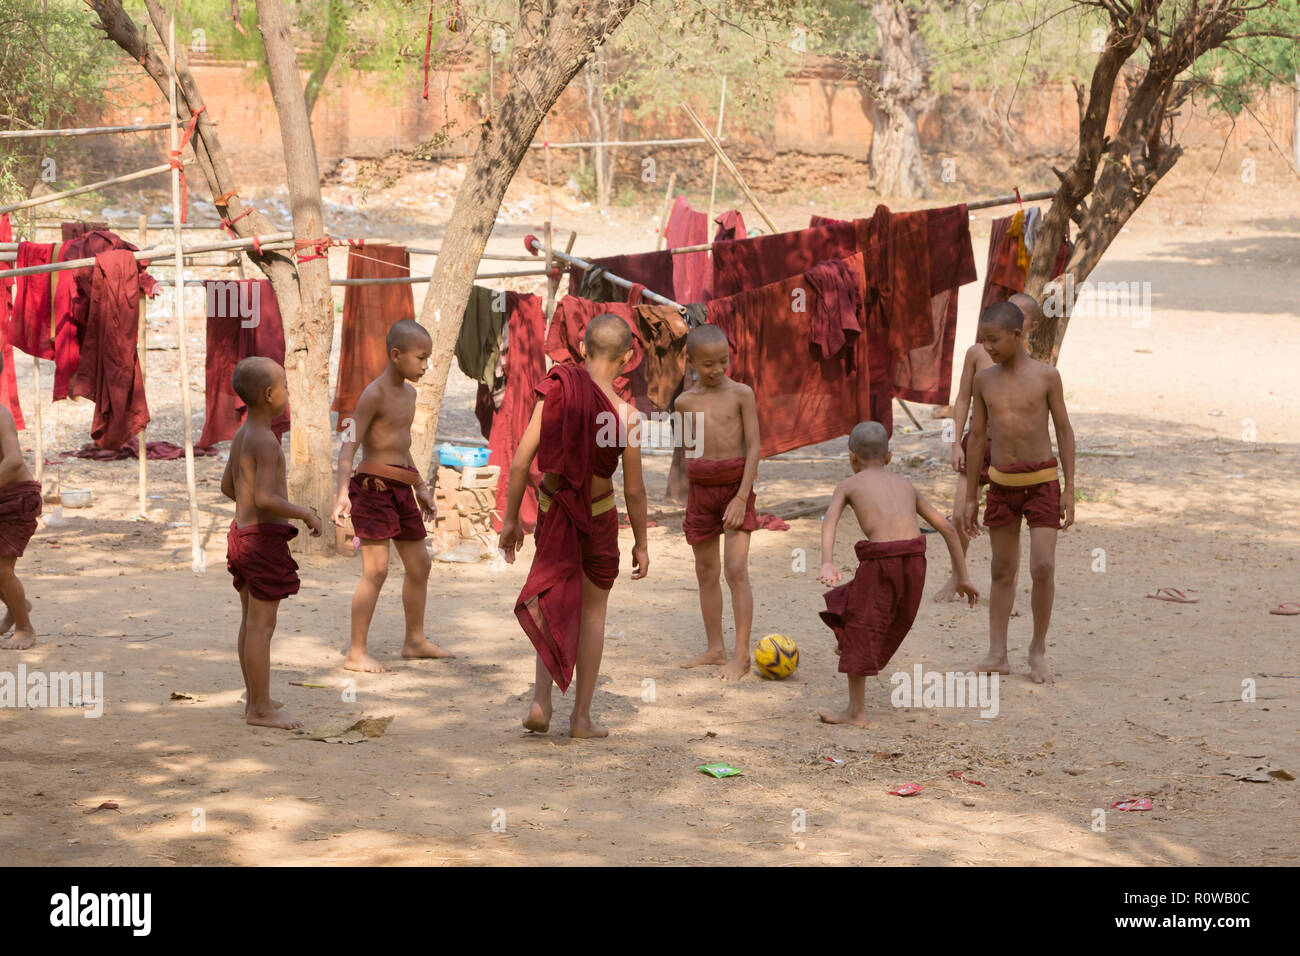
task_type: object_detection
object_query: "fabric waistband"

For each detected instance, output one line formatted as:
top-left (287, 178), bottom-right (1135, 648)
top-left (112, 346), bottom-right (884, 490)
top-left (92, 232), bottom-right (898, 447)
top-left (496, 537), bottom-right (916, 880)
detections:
top-left (686, 456), bottom-right (746, 486)
top-left (854, 535), bottom-right (927, 561)
top-left (356, 461), bottom-right (420, 486)
top-left (988, 461), bottom-right (1059, 488)
top-left (539, 488), bottom-right (615, 516)
top-left (228, 519), bottom-right (298, 541)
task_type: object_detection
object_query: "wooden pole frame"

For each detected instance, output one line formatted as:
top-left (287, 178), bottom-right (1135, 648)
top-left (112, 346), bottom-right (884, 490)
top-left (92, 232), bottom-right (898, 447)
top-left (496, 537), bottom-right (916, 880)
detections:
top-left (706, 77), bottom-right (728, 229)
top-left (137, 213), bottom-right (149, 517)
top-left (654, 171), bottom-right (677, 252)
top-left (0, 121), bottom-right (187, 139)
top-left (0, 158), bottom-right (195, 215)
top-left (680, 102), bottom-right (777, 233)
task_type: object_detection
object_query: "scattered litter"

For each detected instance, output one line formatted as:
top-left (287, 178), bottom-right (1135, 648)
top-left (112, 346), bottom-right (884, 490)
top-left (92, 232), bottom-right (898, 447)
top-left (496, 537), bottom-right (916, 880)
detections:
top-left (169, 691), bottom-right (198, 701)
top-left (698, 763), bottom-right (743, 778)
top-left (948, 771), bottom-right (985, 787)
top-left (823, 756), bottom-right (844, 766)
top-left (436, 541), bottom-right (486, 563)
top-left (289, 682), bottom-right (330, 689)
top-left (1222, 764), bottom-right (1293, 783)
top-left (1111, 798), bottom-right (1153, 811)
top-left (888, 783), bottom-right (924, 797)
top-left (1208, 409), bottom-right (1223, 417)
top-left (83, 802), bottom-right (120, 815)
top-left (301, 715), bottom-right (395, 744)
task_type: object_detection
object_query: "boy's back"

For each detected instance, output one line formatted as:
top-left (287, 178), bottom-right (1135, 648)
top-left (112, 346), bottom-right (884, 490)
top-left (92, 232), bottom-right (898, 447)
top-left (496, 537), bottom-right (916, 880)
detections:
top-left (838, 468), bottom-right (921, 543)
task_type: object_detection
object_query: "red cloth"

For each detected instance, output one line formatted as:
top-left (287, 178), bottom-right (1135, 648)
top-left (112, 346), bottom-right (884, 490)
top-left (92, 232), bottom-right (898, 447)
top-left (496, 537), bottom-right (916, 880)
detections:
top-left (64, 439), bottom-right (217, 461)
top-left (8, 242), bottom-right (55, 360)
top-left (536, 489), bottom-right (619, 591)
top-left (226, 521), bottom-right (300, 601)
top-left (711, 221), bottom-right (857, 300)
top-left (960, 429), bottom-right (991, 486)
top-left (665, 195), bottom-right (710, 304)
top-left (61, 221), bottom-right (107, 241)
top-left (514, 365), bottom-right (621, 693)
top-left (0, 214), bottom-right (22, 429)
top-left (332, 245), bottom-right (413, 427)
top-left (819, 536), bottom-right (927, 677)
top-left (349, 465), bottom-right (427, 541)
top-left (634, 303), bottom-right (689, 411)
top-left (0, 480), bottom-right (42, 558)
top-left (805, 257), bottom-right (863, 359)
top-left (706, 253), bottom-right (873, 458)
top-left (984, 458), bottom-right (1061, 529)
top-left (980, 211), bottom-right (1070, 311)
top-left (755, 513), bottom-right (789, 531)
top-left (567, 250), bottom-right (675, 302)
top-left (199, 279), bottom-right (290, 447)
top-left (683, 457), bottom-right (757, 544)
top-left (69, 250), bottom-right (149, 449)
top-left (856, 206), bottom-right (932, 361)
top-left (713, 210), bottom-right (747, 243)
top-left (546, 290), bottom-right (650, 412)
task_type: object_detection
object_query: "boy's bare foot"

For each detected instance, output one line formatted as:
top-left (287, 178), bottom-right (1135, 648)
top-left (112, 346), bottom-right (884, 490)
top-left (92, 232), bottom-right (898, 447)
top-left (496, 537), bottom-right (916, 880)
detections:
top-left (343, 652), bottom-right (389, 673)
top-left (401, 637), bottom-right (455, 660)
top-left (246, 706), bottom-right (304, 731)
top-left (522, 701), bottom-right (551, 733)
top-left (1028, 648), bottom-right (1055, 684)
top-left (243, 698), bottom-right (284, 715)
top-left (716, 656), bottom-right (750, 681)
top-left (569, 717), bottom-right (609, 739)
top-left (818, 708), bottom-right (868, 727)
top-left (0, 627), bottom-right (36, 651)
top-left (961, 653), bottom-right (1010, 675)
top-left (681, 649), bottom-right (727, 668)
top-left (931, 574), bottom-right (959, 603)
top-left (1, 600), bottom-right (32, 634)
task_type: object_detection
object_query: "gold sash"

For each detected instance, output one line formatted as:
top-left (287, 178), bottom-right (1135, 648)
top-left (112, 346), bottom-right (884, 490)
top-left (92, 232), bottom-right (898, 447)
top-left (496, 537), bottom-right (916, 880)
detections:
top-left (988, 465), bottom-right (1058, 488)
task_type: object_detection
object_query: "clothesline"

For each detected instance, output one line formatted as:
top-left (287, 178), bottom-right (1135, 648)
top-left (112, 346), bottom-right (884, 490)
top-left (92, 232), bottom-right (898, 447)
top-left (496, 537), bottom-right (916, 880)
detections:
top-left (0, 158), bottom-right (196, 215)
top-left (0, 233), bottom-right (295, 278)
top-left (524, 235), bottom-right (686, 313)
top-left (0, 121), bottom-right (184, 139)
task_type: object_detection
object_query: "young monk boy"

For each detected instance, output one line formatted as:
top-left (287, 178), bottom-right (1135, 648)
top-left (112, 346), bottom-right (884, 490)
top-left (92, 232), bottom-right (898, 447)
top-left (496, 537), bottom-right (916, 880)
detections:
top-left (0, 351), bottom-right (41, 651)
top-left (934, 292), bottom-right (1039, 603)
top-left (332, 318), bottom-right (450, 673)
top-left (817, 422), bottom-right (978, 726)
top-left (499, 314), bottom-right (649, 739)
top-left (221, 357), bottom-right (323, 729)
top-left (674, 325), bottom-right (760, 681)
top-left (962, 300), bottom-right (1075, 683)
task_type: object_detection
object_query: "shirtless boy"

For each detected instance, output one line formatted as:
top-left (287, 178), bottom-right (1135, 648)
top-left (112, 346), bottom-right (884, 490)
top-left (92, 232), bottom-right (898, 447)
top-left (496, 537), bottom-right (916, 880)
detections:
top-left (0, 350), bottom-right (41, 651)
top-left (499, 314), bottom-right (649, 738)
top-left (818, 422), bottom-right (977, 726)
top-left (222, 357), bottom-right (323, 730)
top-left (962, 301), bottom-right (1075, 683)
top-left (674, 325), bottom-right (760, 681)
top-left (934, 292), bottom-right (1039, 603)
top-left (332, 319), bottom-right (450, 673)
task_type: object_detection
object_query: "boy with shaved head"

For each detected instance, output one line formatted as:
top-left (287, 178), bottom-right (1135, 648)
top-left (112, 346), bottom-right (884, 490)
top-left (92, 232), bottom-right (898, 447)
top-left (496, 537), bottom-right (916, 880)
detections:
top-left (499, 313), bottom-right (649, 739)
top-left (0, 350), bottom-right (41, 651)
top-left (222, 356), bottom-right (323, 730)
top-left (674, 323), bottom-right (761, 680)
top-left (963, 300), bottom-right (1075, 683)
top-left (332, 318), bottom-right (450, 672)
top-left (818, 422), bottom-right (977, 725)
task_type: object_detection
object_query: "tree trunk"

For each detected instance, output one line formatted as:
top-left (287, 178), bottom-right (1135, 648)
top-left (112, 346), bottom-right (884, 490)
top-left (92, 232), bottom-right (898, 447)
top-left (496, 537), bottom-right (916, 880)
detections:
top-left (410, 0), bottom-right (639, 474)
top-left (869, 0), bottom-right (927, 199)
top-left (1293, 75), bottom-right (1300, 172)
top-left (87, 0), bottom-right (335, 551)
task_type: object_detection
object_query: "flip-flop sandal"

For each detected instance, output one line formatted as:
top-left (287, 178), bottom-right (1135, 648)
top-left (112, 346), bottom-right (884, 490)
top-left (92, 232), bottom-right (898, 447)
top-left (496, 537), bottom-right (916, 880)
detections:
top-left (1145, 587), bottom-right (1199, 604)
top-left (1269, 602), bottom-right (1300, 616)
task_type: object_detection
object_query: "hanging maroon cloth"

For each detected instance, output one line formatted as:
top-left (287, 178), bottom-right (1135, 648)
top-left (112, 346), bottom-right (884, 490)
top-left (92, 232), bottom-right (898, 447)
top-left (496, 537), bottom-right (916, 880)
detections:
top-left (199, 279), bottom-right (290, 447)
top-left (664, 195), bottom-right (710, 304)
top-left (634, 303), bottom-right (690, 410)
top-left (7, 242), bottom-right (55, 361)
top-left (69, 250), bottom-right (149, 450)
top-left (546, 286), bottom-right (651, 413)
top-left (0, 214), bottom-right (22, 429)
top-left (711, 221), bottom-right (858, 301)
top-left (705, 253), bottom-right (871, 458)
top-left (477, 292), bottom-right (546, 533)
top-left (805, 257), bottom-right (864, 360)
top-left (980, 210), bottom-right (1070, 311)
top-left (61, 221), bottom-right (108, 241)
top-left (567, 249), bottom-right (676, 302)
top-left (332, 245), bottom-right (413, 428)
top-left (713, 209), bottom-right (747, 242)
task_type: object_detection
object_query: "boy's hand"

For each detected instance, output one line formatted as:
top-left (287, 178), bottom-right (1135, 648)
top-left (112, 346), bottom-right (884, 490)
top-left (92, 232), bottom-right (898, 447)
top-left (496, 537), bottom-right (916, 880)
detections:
top-left (331, 491), bottom-right (351, 527)
top-left (631, 542), bottom-right (649, 580)
top-left (956, 579), bottom-right (979, 606)
top-left (1060, 492), bottom-right (1075, 530)
top-left (819, 562), bottom-right (842, 587)
top-left (415, 485), bottom-right (436, 522)
top-left (498, 520), bottom-right (524, 563)
top-left (951, 442), bottom-right (965, 473)
top-left (963, 508), bottom-right (982, 540)
top-left (304, 509), bottom-right (324, 537)
top-left (722, 495), bottom-right (747, 530)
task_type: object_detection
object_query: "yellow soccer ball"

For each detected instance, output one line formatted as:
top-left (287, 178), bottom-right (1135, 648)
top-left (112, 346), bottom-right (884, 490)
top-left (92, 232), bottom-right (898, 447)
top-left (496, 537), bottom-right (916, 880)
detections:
top-left (754, 634), bottom-right (799, 679)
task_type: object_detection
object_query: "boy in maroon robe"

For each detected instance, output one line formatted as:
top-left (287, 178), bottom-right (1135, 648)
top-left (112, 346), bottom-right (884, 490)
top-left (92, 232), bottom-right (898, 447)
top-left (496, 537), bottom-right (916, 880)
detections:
top-left (962, 301), bottom-right (1075, 684)
top-left (818, 422), bottom-right (978, 726)
top-left (221, 357), bottom-right (322, 729)
top-left (0, 350), bottom-right (41, 651)
top-left (499, 314), bottom-right (649, 739)
top-left (674, 325), bottom-right (761, 680)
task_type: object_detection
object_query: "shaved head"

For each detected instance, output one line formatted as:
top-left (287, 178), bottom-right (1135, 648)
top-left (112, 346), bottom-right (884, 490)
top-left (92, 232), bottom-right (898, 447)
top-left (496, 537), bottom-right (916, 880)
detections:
top-left (978, 300), bottom-right (1024, 332)
top-left (1008, 293), bottom-right (1040, 328)
top-left (386, 319), bottom-right (431, 354)
top-left (232, 356), bottom-right (283, 407)
top-left (848, 420), bottom-right (889, 461)
top-left (685, 323), bottom-right (729, 357)
top-left (584, 313), bottom-right (633, 361)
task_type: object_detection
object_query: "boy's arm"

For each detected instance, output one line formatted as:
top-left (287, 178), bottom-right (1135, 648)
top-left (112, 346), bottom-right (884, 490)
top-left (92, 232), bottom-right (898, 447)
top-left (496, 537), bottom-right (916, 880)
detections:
top-left (621, 410), bottom-right (649, 579)
top-left (819, 482), bottom-right (847, 585)
top-left (253, 438), bottom-right (317, 526)
top-left (917, 490), bottom-right (978, 605)
top-left (724, 387), bottom-right (761, 529)
top-left (963, 376), bottom-right (989, 537)
top-left (220, 451), bottom-right (236, 501)
top-left (950, 348), bottom-right (978, 469)
top-left (1047, 368), bottom-right (1076, 530)
top-left (498, 400), bottom-right (544, 561)
top-left (0, 408), bottom-right (28, 485)
top-left (332, 391), bottom-right (374, 524)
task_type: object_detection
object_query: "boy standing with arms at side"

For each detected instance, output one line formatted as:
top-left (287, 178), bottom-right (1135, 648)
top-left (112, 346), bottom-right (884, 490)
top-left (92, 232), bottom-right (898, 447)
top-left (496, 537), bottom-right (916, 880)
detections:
top-left (818, 422), bottom-right (977, 726)
top-left (332, 319), bottom-right (451, 673)
top-left (222, 357), bottom-right (322, 730)
top-left (675, 325), bottom-right (760, 681)
top-left (0, 351), bottom-right (41, 651)
top-left (963, 301), bottom-right (1075, 683)
top-left (499, 314), bottom-right (649, 739)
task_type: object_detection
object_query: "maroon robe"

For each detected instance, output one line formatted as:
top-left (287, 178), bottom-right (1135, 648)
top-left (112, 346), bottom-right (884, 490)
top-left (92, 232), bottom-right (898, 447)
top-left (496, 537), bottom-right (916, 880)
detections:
top-left (820, 536), bottom-right (927, 676)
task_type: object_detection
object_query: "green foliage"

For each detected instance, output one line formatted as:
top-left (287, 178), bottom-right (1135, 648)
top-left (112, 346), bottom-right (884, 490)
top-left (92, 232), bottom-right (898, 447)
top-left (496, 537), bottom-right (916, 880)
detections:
top-left (1192, 0), bottom-right (1299, 115)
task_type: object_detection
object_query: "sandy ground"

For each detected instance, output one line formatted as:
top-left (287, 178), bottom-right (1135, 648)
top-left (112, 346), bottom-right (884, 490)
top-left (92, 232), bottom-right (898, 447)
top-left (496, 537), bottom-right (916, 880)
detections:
top-left (1, 172), bottom-right (1297, 866)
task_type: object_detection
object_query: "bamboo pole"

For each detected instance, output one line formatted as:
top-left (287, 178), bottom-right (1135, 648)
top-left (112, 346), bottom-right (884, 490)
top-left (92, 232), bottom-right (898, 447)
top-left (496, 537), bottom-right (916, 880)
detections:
top-left (1, 233), bottom-right (294, 278)
top-left (169, 18), bottom-right (202, 574)
top-left (137, 213), bottom-right (148, 517)
top-left (543, 221), bottom-right (557, 321)
top-left (525, 236), bottom-right (685, 312)
top-left (0, 158), bottom-right (196, 215)
top-left (0, 121), bottom-right (203, 139)
top-left (680, 102), bottom-right (777, 233)
top-left (966, 189), bottom-right (1053, 211)
top-left (527, 137), bottom-right (714, 150)
top-left (706, 77), bottom-right (728, 228)
top-left (654, 171), bottom-right (677, 252)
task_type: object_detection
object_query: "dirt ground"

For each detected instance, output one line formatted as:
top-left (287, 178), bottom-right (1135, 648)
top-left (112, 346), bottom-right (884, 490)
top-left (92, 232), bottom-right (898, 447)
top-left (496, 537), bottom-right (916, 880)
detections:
top-left (1, 158), bottom-right (1297, 866)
